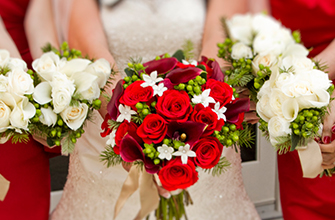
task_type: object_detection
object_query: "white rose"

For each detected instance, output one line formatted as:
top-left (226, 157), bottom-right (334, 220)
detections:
top-left (7, 58), bottom-right (27, 70)
top-left (39, 107), bottom-right (57, 127)
top-left (9, 97), bottom-right (36, 130)
top-left (60, 103), bottom-right (88, 130)
top-left (275, 72), bottom-right (296, 89)
top-left (0, 100), bottom-right (11, 132)
top-left (32, 52), bottom-right (65, 81)
top-left (226, 14), bottom-right (253, 45)
top-left (280, 56), bottom-right (315, 75)
top-left (59, 58), bottom-right (91, 77)
top-left (253, 28), bottom-right (295, 56)
top-left (231, 42), bottom-right (253, 60)
top-left (85, 59), bottom-right (111, 88)
top-left (256, 92), bottom-right (275, 122)
top-left (252, 53), bottom-right (278, 74)
top-left (0, 75), bottom-right (9, 92)
top-left (7, 67), bottom-right (34, 101)
top-left (51, 72), bottom-right (75, 113)
top-left (304, 69), bottom-right (332, 91)
top-left (0, 49), bottom-right (10, 67)
top-left (268, 116), bottom-right (291, 146)
top-left (269, 89), bottom-right (289, 117)
top-left (72, 71), bottom-right (100, 102)
top-left (252, 13), bottom-right (281, 33)
top-left (282, 43), bottom-right (309, 58)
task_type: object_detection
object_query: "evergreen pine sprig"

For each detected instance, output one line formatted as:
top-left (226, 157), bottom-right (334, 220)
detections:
top-left (5, 131), bottom-right (30, 144)
top-left (203, 157), bottom-right (231, 177)
top-left (238, 123), bottom-right (256, 149)
top-left (182, 40), bottom-right (195, 61)
top-left (100, 146), bottom-right (123, 168)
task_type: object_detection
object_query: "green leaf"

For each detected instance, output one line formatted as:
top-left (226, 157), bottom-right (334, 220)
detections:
top-left (203, 156), bottom-right (231, 177)
top-left (197, 64), bottom-right (206, 72)
top-left (46, 137), bottom-right (55, 147)
top-left (124, 68), bottom-right (135, 77)
top-left (172, 50), bottom-right (185, 62)
top-left (10, 132), bottom-right (30, 144)
top-left (291, 133), bottom-right (300, 151)
top-left (100, 146), bottom-right (123, 167)
top-left (61, 135), bottom-right (75, 155)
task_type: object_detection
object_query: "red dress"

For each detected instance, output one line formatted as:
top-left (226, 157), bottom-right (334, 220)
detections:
top-left (0, 1), bottom-right (54, 219)
top-left (271, 0), bottom-right (335, 219)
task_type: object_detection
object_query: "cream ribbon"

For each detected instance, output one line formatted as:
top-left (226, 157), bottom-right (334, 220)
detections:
top-left (296, 140), bottom-right (324, 178)
top-left (114, 166), bottom-right (160, 220)
top-left (0, 174), bottom-right (10, 201)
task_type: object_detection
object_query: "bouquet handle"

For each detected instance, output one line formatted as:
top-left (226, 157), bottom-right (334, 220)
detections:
top-left (0, 174), bottom-right (10, 201)
top-left (297, 140), bottom-right (323, 178)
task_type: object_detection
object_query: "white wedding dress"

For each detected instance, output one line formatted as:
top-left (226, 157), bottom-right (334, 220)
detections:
top-left (51, 0), bottom-right (260, 219)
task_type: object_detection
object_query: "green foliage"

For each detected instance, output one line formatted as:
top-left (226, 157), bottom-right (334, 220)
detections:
top-left (203, 156), bottom-right (231, 177)
top-left (131, 114), bottom-right (143, 124)
top-left (0, 66), bottom-right (11, 76)
top-left (61, 135), bottom-right (76, 155)
top-left (9, 131), bottom-right (30, 144)
top-left (100, 146), bottom-right (123, 168)
top-left (273, 136), bottom-right (291, 154)
top-left (108, 120), bottom-right (121, 130)
top-left (172, 50), bottom-right (185, 62)
top-left (238, 124), bottom-right (256, 149)
top-left (182, 40), bottom-right (195, 61)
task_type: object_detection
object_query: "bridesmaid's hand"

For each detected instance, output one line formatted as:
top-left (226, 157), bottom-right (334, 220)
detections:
top-left (319, 141), bottom-right (335, 169)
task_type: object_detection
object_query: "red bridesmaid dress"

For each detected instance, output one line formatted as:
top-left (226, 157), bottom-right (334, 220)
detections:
top-left (0, 0), bottom-right (56, 219)
top-left (271, 0), bottom-right (335, 219)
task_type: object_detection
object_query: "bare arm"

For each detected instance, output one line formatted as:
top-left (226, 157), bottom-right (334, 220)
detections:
top-left (67, 0), bottom-right (121, 117)
top-left (0, 17), bottom-right (21, 58)
top-left (24, 0), bottom-right (59, 59)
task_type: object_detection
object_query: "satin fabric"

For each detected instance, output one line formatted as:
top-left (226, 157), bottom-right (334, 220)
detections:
top-left (271, 0), bottom-right (335, 219)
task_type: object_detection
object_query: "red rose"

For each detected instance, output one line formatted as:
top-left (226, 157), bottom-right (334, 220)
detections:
top-left (137, 114), bottom-right (168, 144)
top-left (158, 158), bottom-right (198, 191)
top-left (100, 113), bottom-right (112, 137)
top-left (191, 136), bottom-right (223, 169)
top-left (234, 112), bottom-right (244, 130)
top-left (115, 121), bottom-right (141, 154)
top-left (119, 80), bottom-right (153, 107)
top-left (202, 79), bottom-right (233, 106)
top-left (190, 104), bottom-right (225, 136)
top-left (156, 90), bottom-right (192, 122)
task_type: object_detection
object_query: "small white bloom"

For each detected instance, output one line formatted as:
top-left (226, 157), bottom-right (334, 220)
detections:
top-left (39, 107), bottom-right (57, 127)
top-left (191, 89), bottom-right (215, 107)
top-left (182, 59), bottom-right (198, 66)
top-left (157, 144), bottom-right (174, 160)
top-left (141, 71), bottom-right (163, 88)
top-left (212, 102), bottom-right (227, 121)
top-left (231, 42), bottom-right (253, 60)
top-left (106, 129), bottom-right (117, 148)
top-left (116, 104), bottom-right (137, 122)
top-left (153, 83), bottom-right (167, 96)
top-left (172, 144), bottom-right (196, 164)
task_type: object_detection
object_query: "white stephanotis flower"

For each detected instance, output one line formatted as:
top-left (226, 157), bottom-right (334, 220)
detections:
top-left (141, 71), bottom-right (163, 88)
top-left (39, 107), bottom-right (57, 127)
top-left (191, 89), bottom-right (215, 107)
top-left (153, 83), bottom-right (167, 96)
top-left (172, 144), bottom-right (196, 164)
top-left (106, 129), bottom-right (116, 147)
top-left (182, 59), bottom-right (198, 66)
top-left (157, 144), bottom-right (174, 160)
top-left (116, 104), bottom-right (137, 122)
top-left (212, 102), bottom-right (227, 121)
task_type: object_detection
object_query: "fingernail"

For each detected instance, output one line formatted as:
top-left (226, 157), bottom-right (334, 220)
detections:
top-left (332, 125), bottom-right (335, 133)
top-left (323, 136), bottom-right (331, 144)
top-left (163, 193), bottom-right (171, 199)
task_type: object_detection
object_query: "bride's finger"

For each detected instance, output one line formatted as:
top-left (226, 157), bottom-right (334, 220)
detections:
top-left (122, 161), bottom-right (132, 172)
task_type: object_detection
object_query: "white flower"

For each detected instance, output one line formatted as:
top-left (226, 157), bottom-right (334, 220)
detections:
top-left (9, 97), bottom-right (36, 130)
top-left (72, 71), bottom-right (100, 102)
top-left (0, 49), bottom-right (10, 67)
top-left (281, 98), bottom-right (299, 122)
top-left (191, 89), bottom-right (215, 107)
top-left (51, 72), bottom-right (76, 113)
top-left (0, 75), bottom-right (9, 92)
top-left (157, 144), bottom-right (174, 160)
top-left (172, 144), bottom-right (196, 164)
top-left (141, 71), bottom-right (163, 88)
top-left (252, 13), bottom-right (281, 33)
top-left (32, 51), bottom-right (65, 81)
top-left (226, 14), bottom-right (253, 45)
top-left (33, 82), bottom-right (52, 105)
top-left (7, 67), bottom-right (34, 101)
top-left (0, 100), bottom-right (11, 132)
top-left (39, 107), bottom-right (57, 127)
top-left (256, 92), bottom-right (275, 122)
top-left (269, 89), bottom-right (289, 117)
top-left (212, 102), bottom-right (227, 121)
top-left (8, 58), bottom-right (27, 70)
top-left (275, 72), bottom-right (296, 90)
top-left (182, 59), bottom-right (198, 66)
top-left (153, 83), bottom-right (167, 96)
top-left (84, 58), bottom-right (111, 88)
top-left (302, 69), bottom-right (332, 91)
top-left (268, 116), bottom-right (291, 146)
top-left (116, 104), bottom-right (137, 122)
top-left (280, 56), bottom-right (315, 75)
top-left (106, 129), bottom-right (116, 147)
top-left (282, 43), bottom-right (309, 58)
top-left (252, 53), bottom-right (278, 74)
top-left (60, 103), bottom-right (88, 130)
top-left (231, 42), bottom-right (253, 60)
top-left (59, 58), bottom-right (91, 78)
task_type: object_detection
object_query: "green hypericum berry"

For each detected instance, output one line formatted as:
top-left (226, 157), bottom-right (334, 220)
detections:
top-left (57, 131), bottom-right (62, 138)
top-left (36, 109), bottom-right (42, 117)
top-left (57, 119), bottom-right (64, 126)
top-left (201, 79), bottom-right (206, 85)
top-left (259, 64), bottom-right (265, 70)
top-left (71, 137), bottom-right (77, 143)
top-left (50, 130), bottom-right (57, 137)
top-left (194, 86), bottom-right (201, 94)
top-left (229, 124), bottom-right (236, 131)
top-left (163, 139), bottom-right (170, 145)
top-left (313, 127), bottom-right (319, 133)
top-left (155, 56), bottom-right (161, 60)
top-left (299, 116), bottom-right (305, 122)
top-left (292, 123), bottom-right (299, 129)
top-left (145, 148), bottom-right (152, 154)
top-left (135, 102), bottom-right (143, 110)
top-left (226, 139), bottom-right (233, 146)
top-left (124, 76), bottom-right (131, 83)
top-left (186, 85), bottom-right (193, 91)
top-left (148, 152), bottom-right (155, 158)
top-left (235, 93), bottom-right (239, 98)
top-left (154, 159), bottom-right (160, 165)
top-left (225, 70), bottom-right (231, 75)
top-left (246, 59), bottom-right (252, 64)
top-left (131, 75), bottom-right (138, 81)
top-left (224, 38), bottom-right (231, 44)
top-left (178, 83), bottom-right (186, 90)
top-left (164, 53), bottom-right (171, 58)
top-left (302, 132), bottom-right (307, 138)
top-left (254, 82), bottom-right (261, 89)
top-left (188, 80), bottom-right (194, 85)
top-left (294, 129), bottom-right (300, 135)
top-left (127, 63), bottom-right (133, 68)
top-left (312, 116), bottom-right (318, 122)
top-left (233, 62), bottom-right (237, 67)
top-left (257, 71), bottom-right (263, 77)
top-left (213, 130), bottom-right (220, 136)
top-left (63, 51), bottom-right (69, 57)
top-left (55, 140), bottom-right (61, 146)
top-left (75, 132), bottom-right (81, 138)
top-left (123, 84), bottom-right (128, 89)
top-left (218, 136), bottom-right (225, 142)
top-left (34, 103), bottom-right (40, 109)
top-left (142, 109), bottom-right (149, 116)
top-left (32, 117), bottom-right (39, 123)
top-left (306, 123), bottom-right (313, 129)
top-left (246, 65), bottom-right (251, 69)
top-left (27, 69), bottom-right (33, 75)
top-left (151, 101), bottom-right (157, 108)
top-left (195, 76), bottom-right (202, 82)
top-left (222, 126), bottom-right (229, 133)
top-left (93, 99), bottom-right (102, 107)
top-left (232, 135), bottom-right (239, 142)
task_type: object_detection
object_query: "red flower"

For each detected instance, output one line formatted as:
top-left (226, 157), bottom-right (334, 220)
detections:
top-left (137, 114), bottom-right (168, 144)
top-left (234, 112), bottom-right (245, 130)
top-left (191, 136), bottom-right (223, 169)
top-left (190, 104), bottom-right (225, 136)
top-left (119, 81), bottom-right (153, 107)
top-left (158, 158), bottom-right (198, 191)
top-left (156, 90), bottom-right (193, 122)
top-left (202, 79), bottom-right (233, 106)
top-left (101, 113), bottom-right (112, 137)
top-left (115, 121), bottom-right (141, 154)
top-left (176, 62), bottom-right (195, 69)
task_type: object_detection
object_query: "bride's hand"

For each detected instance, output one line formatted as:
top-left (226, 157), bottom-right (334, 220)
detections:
top-left (237, 88), bottom-right (259, 124)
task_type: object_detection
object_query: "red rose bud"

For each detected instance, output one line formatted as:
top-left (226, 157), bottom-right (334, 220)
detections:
top-left (191, 104), bottom-right (225, 136)
top-left (158, 158), bottom-right (198, 191)
top-left (202, 79), bottom-right (233, 107)
top-left (191, 136), bottom-right (223, 169)
top-left (137, 114), bottom-right (168, 144)
top-left (156, 90), bottom-right (193, 122)
top-left (119, 80), bottom-right (153, 107)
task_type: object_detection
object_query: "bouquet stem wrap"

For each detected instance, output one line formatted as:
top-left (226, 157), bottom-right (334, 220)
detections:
top-left (0, 174), bottom-right (10, 201)
top-left (297, 140), bottom-right (323, 178)
top-left (114, 166), bottom-right (159, 220)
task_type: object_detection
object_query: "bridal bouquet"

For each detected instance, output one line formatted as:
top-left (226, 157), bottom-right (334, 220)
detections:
top-left (101, 50), bottom-right (251, 219)
top-left (29, 43), bottom-right (113, 154)
top-left (0, 49), bottom-right (36, 143)
top-left (218, 13), bottom-right (334, 177)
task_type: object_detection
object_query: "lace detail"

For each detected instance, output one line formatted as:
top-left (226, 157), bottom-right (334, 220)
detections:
top-left (51, 0), bottom-right (260, 219)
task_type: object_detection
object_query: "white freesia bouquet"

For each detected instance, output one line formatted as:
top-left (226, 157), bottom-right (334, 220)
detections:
top-left (0, 49), bottom-right (36, 143)
top-left (217, 13), bottom-right (334, 177)
top-left (29, 43), bottom-right (113, 154)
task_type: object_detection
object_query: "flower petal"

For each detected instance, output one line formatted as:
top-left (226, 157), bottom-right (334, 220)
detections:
top-left (166, 67), bottom-right (202, 85)
top-left (167, 121), bottom-right (206, 146)
top-left (60, 58), bottom-right (91, 77)
top-left (33, 82), bottom-right (52, 104)
top-left (143, 57), bottom-right (178, 75)
top-left (282, 98), bottom-right (299, 122)
top-left (225, 98), bottom-right (250, 123)
top-left (107, 79), bottom-right (124, 120)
